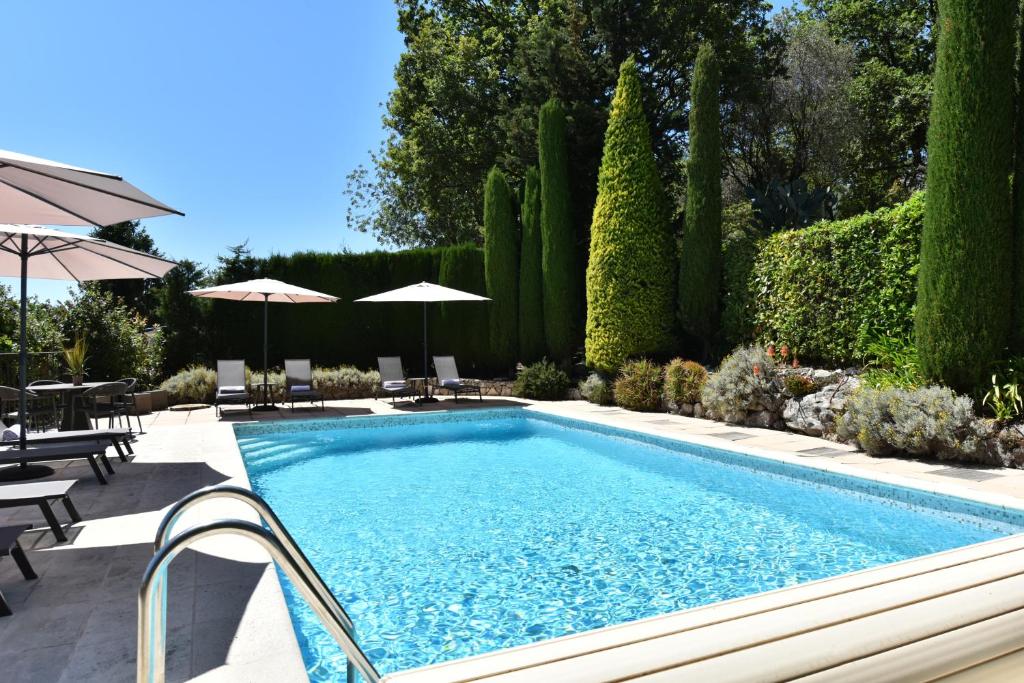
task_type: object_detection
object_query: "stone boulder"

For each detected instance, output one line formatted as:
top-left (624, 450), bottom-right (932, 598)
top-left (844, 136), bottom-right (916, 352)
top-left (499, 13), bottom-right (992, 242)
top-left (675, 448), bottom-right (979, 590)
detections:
top-left (783, 376), bottom-right (861, 436)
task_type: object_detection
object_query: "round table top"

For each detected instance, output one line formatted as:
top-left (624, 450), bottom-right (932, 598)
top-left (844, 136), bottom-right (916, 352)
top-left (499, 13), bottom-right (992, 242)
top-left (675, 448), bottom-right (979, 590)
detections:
top-left (26, 381), bottom-right (106, 392)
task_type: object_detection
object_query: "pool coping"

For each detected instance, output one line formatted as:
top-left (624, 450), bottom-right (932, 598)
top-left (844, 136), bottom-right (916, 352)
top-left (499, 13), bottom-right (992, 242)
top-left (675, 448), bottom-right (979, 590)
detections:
top-left (234, 402), bottom-right (1024, 681)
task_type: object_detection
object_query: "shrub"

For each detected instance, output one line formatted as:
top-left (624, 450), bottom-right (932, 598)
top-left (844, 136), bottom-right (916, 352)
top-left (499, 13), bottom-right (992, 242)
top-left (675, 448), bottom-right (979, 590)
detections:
top-left (539, 99), bottom-right (578, 362)
top-left (678, 43), bottom-right (722, 353)
top-left (860, 332), bottom-right (925, 389)
top-left (915, 1), bottom-right (1015, 391)
top-left (513, 359), bottom-right (570, 400)
top-left (518, 166), bottom-right (546, 363)
top-left (160, 365), bottom-right (217, 404)
top-left (585, 58), bottom-right (676, 374)
top-left (751, 192), bottom-right (924, 366)
top-left (701, 346), bottom-right (779, 421)
top-left (614, 359), bottom-right (664, 412)
top-left (483, 166), bottom-right (519, 372)
top-left (313, 366), bottom-right (380, 399)
top-left (838, 385), bottom-right (984, 458)
top-left (579, 372), bottom-right (614, 405)
top-left (439, 244), bottom-right (490, 373)
top-left (982, 356), bottom-right (1024, 421)
top-left (664, 359), bottom-right (708, 405)
top-left (720, 203), bottom-right (759, 352)
top-left (782, 373), bottom-right (816, 398)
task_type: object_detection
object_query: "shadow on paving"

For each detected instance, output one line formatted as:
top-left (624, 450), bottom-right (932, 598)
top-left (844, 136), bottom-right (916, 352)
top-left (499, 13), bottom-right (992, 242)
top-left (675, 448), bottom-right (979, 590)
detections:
top-left (0, 540), bottom-right (271, 682)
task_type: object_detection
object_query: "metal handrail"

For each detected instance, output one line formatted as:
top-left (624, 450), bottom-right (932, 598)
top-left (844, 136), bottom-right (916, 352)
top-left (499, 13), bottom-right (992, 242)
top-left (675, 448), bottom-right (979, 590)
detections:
top-left (138, 486), bottom-right (381, 683)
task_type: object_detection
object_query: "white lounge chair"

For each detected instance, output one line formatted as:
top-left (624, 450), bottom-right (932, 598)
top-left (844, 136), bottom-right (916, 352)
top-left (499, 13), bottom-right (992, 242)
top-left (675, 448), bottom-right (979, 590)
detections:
top-left (433, 356), bottom-right (483, 402)
top-left (215, 360), bottom-right (251, 417)
top-left (376, 357), bottom-right (418, 405)
top-left (285, 359), bottom-right (323, 411)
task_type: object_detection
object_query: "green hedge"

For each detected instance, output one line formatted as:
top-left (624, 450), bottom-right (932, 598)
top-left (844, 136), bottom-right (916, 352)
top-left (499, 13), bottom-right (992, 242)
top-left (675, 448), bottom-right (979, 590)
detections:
top-left (483, 166), bottom-right (519, 372)
top-left (518, 166), bottom-right (546, 363)
top-left (439, 244), bottom-right (490, 374)
top-left (179, 245), bottom-right (497, 376)
top-left (738, 192), bottom-right (925, 366)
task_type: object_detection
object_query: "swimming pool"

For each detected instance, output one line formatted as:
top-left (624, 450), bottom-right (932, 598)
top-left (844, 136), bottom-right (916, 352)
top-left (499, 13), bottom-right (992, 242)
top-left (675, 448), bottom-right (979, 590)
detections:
top-left (235, 408), bottom-right (1024, 681)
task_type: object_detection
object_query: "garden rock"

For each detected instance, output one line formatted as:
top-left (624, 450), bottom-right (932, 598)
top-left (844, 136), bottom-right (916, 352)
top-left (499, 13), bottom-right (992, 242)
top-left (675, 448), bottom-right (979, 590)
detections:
top-left (783, 376), bottom-right (860, 436)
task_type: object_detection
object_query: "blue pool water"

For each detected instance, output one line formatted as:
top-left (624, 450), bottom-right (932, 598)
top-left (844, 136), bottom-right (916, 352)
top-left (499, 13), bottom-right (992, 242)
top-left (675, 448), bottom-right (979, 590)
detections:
top-left (236, 409), bottom-right (1024, 680)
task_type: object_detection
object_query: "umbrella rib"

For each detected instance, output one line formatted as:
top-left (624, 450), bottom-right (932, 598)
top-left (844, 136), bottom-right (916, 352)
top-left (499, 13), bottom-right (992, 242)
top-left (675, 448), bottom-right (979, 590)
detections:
top-left (0, 178), bottom-right (107, 226)
top-left (0, 162), bottom-right (184, 218)
top-left (72, 242), bottom-right (171, 278)
top-left (46, 246), bottom-right (83, 281)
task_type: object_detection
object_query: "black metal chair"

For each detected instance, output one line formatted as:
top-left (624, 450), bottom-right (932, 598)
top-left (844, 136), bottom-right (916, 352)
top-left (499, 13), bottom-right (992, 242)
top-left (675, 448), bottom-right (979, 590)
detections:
top-left (27, 380), bottom-right (63, 431)
top-left (73, 382), bottom-right (130, 430)
top-left (115, 377), bottom-right (144, 434)
top-left (0, 385), bottom-right (50, 432)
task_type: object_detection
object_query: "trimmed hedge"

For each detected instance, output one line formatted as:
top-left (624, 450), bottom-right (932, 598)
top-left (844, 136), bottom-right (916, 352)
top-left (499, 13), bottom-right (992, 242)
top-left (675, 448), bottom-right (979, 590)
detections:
top-left (483, 166), bottom-right (519, 372)
top-left (439, 244), bottom-right (490, 374)
top-left (585, 58), bottom-right (676, 374)
top-left (678, 43), bottom-right (722, 354)
top-left (915, 0), bottom-right (1016, 391)
top-left (739, 192), bottom-right (925, 366)
top-left (519, 166), bottom-right (546, 363)
top-left (539, 98), bottom-right (579, 361)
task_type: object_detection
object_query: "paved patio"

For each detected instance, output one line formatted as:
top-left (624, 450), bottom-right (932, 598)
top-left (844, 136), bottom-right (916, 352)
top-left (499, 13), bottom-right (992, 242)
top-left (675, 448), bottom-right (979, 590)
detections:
top-left (1, 397), bottom-right (1023, 682)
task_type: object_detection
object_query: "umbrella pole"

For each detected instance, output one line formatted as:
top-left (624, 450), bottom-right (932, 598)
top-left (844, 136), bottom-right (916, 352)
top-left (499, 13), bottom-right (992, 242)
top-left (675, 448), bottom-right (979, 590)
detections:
top-left (0, 237), bottom-right (55, 481)
top-left (252, 293), bottom-right (277, 411)
top-left (418, 301), bottom-right (437, 404)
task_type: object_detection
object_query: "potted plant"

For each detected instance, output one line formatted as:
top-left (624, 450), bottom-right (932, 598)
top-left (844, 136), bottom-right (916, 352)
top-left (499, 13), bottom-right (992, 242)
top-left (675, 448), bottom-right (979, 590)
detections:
top-left (63, 335), bottom-right (88, 385)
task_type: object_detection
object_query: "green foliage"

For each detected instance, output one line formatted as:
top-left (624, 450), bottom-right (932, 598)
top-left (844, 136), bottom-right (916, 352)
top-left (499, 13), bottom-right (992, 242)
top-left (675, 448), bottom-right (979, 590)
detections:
top-left (160, 365), bottom-right (218, 404)
top-left (745, 178), bottom-right (836, 233)
top-left (62, 335), bottom-right (88, 376)
top-left (782, 373), bottom-right (816, 397)
top-left (983, 357), bottom-right (1024, 421)
top-left (751, 192), bottom-right (924, 366)
top-left (483, 166), bottom-right (519, 371)
top-left (720, 203), bottom-right (759, 351)
top-left (701, 346), bottom-right (779, 421)
top-left (585, 59), bottom-right (676, 374)
top-left (513, 358), bottom-right (570, 400)
top-left (157, 259), bottom-right (210, 376)
top-left (838, 385), bottom-right (983, 458)
top-left (664, 359), bottom-right (708, 405)
top-left (613, 359), bottom-right (664, 412)
top-left (1014, 0), bottom-right (1024, 351)
top-left (578, 372), bottom-right (614, 405)
top-left (439, 244), bottom-right (490, 373)
top-left (915, 0), bottom-right (1016, 392)
top-left (60, 285), bottom-right (163, 387)
top-left (679, 43), bottom-right (722, 353)
top-left (860, 331), bottom-right (925, 389)
top-left (518, 166), bottom-right (545, 363)
top-left (88, 220), bottom-right (163, 321)
top-left (539, 98), bottom-right (579, 361)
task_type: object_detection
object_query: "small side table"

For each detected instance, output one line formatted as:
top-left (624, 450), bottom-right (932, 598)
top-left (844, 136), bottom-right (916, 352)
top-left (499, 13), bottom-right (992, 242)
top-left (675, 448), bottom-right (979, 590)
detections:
top-left (0, 524), bottom-right (37, 616)
top-left (252, 382), bottom-right (279, 412)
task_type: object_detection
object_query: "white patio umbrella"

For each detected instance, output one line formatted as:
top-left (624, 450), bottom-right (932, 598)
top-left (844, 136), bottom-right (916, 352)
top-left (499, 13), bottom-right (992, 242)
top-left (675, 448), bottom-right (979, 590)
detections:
top-left (0, 149), bottom-right (183, 226)
top-left (355, 282), bottom-right (489, 403)
top-left (188, 278), bottom-right (339, 410)
top-left (0, 225), bottom-right (178, 478)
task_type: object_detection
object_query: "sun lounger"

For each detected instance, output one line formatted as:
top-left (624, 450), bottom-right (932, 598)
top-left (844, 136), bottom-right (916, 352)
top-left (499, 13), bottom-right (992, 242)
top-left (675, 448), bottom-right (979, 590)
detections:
top-left (0, 480), bottom-right (80, 542)
top-left (376, 357), bottom-right (418, 405)
top-left (433, 356), bottom-right (483, 402)
top-left (0, 524), bottom-right (37, 616)
top-left (0, 442), bottom-right (114, 485)
top-left (284, 359), bottom-right (323, 410)
top-left (215, 360), bottom-right (252, 417)
top-left (16, 428), bottom-right (134, 462)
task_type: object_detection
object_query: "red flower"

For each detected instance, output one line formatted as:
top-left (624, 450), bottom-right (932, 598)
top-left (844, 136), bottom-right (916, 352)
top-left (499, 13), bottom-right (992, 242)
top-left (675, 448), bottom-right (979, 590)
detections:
top-left (792, 357), bottom-right (800, 368)
top-left (753, 364), bottom-right (761, 377)
top-left (766, 344), bottom-right (776, 358)
top-left (780, 344), bottom-right (790, 358)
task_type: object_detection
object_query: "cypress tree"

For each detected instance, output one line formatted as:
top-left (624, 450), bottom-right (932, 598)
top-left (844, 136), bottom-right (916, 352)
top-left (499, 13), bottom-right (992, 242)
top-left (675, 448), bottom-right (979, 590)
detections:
top-left (439, 244), bottom-right (490, 372)
top-left (915, 0), bottom-right (1016, 390)
top-left (539, 98), bottom-right (578, 362)
top-left (678, 43), bottom-right (722, 356)
top-left (585, 57), bottom-right (676, 374)
top-left (1013, 0), bottom-right (1024, 351)
top-left (519, 166), bottom-right (546, 362)
top-left (483, 166), bottom-right (519, 372)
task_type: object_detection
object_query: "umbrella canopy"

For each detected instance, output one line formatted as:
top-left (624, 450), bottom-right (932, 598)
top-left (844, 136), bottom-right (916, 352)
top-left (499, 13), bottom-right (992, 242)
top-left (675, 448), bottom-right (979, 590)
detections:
top-left (189, 278), bottom-right (339, 303)
top-left (0, 225), bottom-right (178, 281)
top-left (354, 281), bottom-right (489, 304)
top-left (0, 226), bottom-right (177, 466)
top-left (356, 282), bottom-right (489, 402)
top-left (189, 279), bottom-right (338, 409)
top-left (0, 149), bottom-right (183, 226)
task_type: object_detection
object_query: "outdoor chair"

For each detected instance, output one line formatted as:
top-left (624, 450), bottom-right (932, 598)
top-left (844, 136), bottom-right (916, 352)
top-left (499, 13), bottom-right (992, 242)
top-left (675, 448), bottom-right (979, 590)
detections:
top-left (73, 382), bottom-right (131, 431)
top-left (376, 357), bottom-right (418, 405)
top-left (284, 359), bottom-right (323, 411)
top-left (27, 380), bottom-right (62, 431)
top-left (0, 480), bottom-right (80, 542)
top-left (0, 385), bottom-right (50, 432)
top-left (432, 356), bottom-right (483, 402)
top-left (115, 377), bottom-right (144, 434)
top-left (0, 524), bottom-right (37, 616)
top-left (215, 360), bottom-right (252, 417)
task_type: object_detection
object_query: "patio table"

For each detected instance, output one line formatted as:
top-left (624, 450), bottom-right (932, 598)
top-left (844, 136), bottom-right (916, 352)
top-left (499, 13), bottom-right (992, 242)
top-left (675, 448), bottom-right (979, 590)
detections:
top-left (26, 381), bottom-right (107, 431)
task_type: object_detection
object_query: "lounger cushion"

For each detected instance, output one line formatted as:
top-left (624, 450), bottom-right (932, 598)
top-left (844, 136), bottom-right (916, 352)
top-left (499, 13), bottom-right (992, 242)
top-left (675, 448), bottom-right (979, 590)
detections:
top-left (291, 384), bottom-right (311, 392)
top-left (441, 379), bottom-right (463, 388)
top-left (218, 386), bottom-right (247, 395)
top-left (383, 381), bottom-right (409, 390)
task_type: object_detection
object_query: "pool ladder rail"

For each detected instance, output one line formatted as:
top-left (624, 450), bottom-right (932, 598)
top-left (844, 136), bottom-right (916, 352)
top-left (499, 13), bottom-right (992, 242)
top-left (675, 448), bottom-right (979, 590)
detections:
top-left (137, 484), bottom-right (381, 683)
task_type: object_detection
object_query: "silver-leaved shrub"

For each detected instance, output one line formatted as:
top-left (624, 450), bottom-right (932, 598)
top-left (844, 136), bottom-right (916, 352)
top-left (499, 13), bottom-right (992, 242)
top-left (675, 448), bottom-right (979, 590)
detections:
top-left (701, 345), bottom-right (779, 422)
top-left (579, 372), bottom-right (614, 405)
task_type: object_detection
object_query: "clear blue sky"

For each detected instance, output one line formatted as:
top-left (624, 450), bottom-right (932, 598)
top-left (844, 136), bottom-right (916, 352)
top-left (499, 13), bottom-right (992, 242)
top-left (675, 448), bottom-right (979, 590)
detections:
top-left (1, 0), bottom-right (404, 300)
top-left (2, 1), bottom-right (797, 301)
